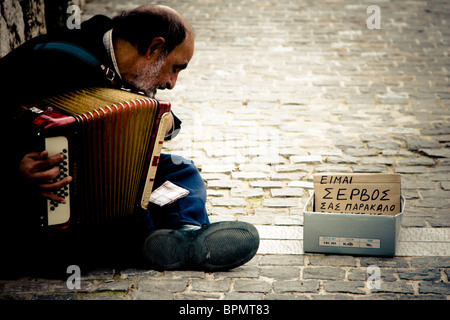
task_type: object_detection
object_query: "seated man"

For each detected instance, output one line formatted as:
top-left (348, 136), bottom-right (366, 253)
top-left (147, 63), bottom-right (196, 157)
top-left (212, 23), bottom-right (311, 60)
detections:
top-left (0, 5), bottom-right (259, 274)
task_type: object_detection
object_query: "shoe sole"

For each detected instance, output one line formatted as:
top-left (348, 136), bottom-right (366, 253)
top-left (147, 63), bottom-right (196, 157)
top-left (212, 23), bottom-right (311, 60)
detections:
top-left (143, 221), bottom-right (260, 271)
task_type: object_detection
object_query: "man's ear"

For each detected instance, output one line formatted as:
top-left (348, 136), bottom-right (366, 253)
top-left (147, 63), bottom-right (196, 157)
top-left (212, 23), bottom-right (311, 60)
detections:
top-left (145, 37), bottom-right (166, 58)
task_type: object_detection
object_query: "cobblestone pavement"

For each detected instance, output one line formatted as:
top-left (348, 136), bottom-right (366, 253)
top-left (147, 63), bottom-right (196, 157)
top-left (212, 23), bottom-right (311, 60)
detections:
top-left (1, 0), bottom-right (449, 301)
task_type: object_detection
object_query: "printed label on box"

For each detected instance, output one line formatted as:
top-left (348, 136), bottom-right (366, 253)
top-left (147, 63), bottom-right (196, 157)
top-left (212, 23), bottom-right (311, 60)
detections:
top-left (319, 236), bottom-right (340, 247)
top-left (319, 236), bottom-right (380, 249)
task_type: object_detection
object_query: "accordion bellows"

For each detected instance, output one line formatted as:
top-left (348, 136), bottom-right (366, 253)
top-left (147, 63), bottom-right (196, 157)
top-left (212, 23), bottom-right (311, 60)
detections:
top-left (23, 87), bottom-right (171, 228)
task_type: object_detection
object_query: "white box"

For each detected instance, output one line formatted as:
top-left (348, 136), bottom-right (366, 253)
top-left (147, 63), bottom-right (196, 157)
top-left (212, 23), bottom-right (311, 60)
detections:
top-left (303, 192), bottom-right (405, 256)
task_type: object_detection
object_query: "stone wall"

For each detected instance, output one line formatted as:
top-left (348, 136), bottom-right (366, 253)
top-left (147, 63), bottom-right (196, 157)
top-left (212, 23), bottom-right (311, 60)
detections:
top-left (0, 0), bottom-right (84, 58)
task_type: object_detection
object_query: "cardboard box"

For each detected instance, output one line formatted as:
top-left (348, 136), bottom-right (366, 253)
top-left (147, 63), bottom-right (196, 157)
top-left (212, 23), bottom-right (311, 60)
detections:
top-left (314, 173), bottom-right (401, 216)
top-left (303, 192), bottom-right (405, 256)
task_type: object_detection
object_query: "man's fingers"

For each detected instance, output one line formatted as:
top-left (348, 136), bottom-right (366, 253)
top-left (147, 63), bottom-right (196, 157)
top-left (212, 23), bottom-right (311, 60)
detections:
top-left (20, 151), bottom-right (71, 203)
top-left (32, 153), bottom-right (64, 172)
top-left (21, 152), bottom-right (65, 182)
top-left (38, 176), bottom-right (72, 191)
top-left (39, 191), bottom-right (66, 204)
top-left (38, 176), bottom-right (72, 203)
top-left (27, 151), bottom-right (48, 160)
top-left (30, 165), bottom-right (61, 183)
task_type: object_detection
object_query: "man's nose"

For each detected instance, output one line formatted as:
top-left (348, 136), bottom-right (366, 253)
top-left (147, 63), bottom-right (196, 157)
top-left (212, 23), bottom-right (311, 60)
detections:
top-left (166, 73), bottom-right (178, 90)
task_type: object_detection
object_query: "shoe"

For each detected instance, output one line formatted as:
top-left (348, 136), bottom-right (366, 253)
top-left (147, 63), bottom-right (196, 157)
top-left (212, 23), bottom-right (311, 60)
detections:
top-left (142, 221), bottom-right (260, 271)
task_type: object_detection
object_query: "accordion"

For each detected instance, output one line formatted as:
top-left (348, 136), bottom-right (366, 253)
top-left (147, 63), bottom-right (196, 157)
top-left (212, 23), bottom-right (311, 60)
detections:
top-left (18, 87), bottom-right (171, 228)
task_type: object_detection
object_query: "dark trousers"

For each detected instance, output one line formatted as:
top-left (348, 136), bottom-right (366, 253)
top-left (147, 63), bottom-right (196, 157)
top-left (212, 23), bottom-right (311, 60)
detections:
top-left (141, 153), bottom-right (210, 232)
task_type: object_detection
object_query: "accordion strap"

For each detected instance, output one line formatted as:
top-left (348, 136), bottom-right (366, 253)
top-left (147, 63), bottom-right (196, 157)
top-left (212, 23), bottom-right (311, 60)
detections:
top-left (33, 41), bottom-right (121, 87)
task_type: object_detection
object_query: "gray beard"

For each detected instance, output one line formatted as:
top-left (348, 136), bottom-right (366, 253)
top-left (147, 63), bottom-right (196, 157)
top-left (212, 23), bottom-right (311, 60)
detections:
top-left (130, 56), bottom-right (166, 97)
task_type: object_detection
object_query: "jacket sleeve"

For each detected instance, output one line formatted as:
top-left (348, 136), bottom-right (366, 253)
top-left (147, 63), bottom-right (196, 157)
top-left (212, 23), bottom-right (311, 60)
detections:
top-left (164, 111), bottom-right (182, 141)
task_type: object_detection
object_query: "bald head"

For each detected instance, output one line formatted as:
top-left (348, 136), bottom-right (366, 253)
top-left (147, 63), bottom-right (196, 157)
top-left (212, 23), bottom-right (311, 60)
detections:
top-left (112, 5), bottom-right (193, 56)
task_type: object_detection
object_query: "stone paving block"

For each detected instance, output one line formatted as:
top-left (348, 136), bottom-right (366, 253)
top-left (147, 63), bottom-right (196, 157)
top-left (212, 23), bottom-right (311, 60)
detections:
top-left (399, 228), bottom-right (450, 242)
top-left (315, 164), bottom-right (353, 172)
top-left (368, 141), bottom-right (401, 150)
top-left (174, 292), bottom-right (222, 300)
top-left (191, 279), bottom-right (230, 292)
top-left (303, 267), bottom-right (346, 280)
top-left (290, 155), bottom-right (323, 164)
top-left (210, 197), bottom-right (247, 207)
top-left (233, 280), bottom-right (272, 293)
top-left (323, 281), bottom-right (366, 295)
top-left (361, 157), bottom-right (395, 165)
top-left (409, 257), bottom-right (450, 268)
top-left (262, 198), bottom-right (300, 208)
top-left (258, 240), bottom-right (302, 255)
top-left (260, 266), bottom-right (300, 280)
top-left (274, 215), bottom-right (304, 226)
top-left (398, 269), bottom-right (441, 281)
top-left (377, 92), bottom-right (409, 104)
top-left (419, 149), bottom-right (450, 158)
top-left (371, 282), bottom-right (415, 295)
top-left (138, 279), bottom-right (189, 293)
top-left (250, 181), bottom-right (284, 188)
top-left (224, 292), bottom-right (265, 300)
top-left (200, 164), bottom-right (235, 173)
top-left (398, 242), bottom-right (450, 256)
top-left (326, 155), bottom-right (360, 164)
top-left (256, 226), bottom-right (303, 240)
top-left (307, 255), bottom-right (357, 267)
top-left (210, 207), bottom-right (246, 216)
top-left (395, 166), bottom-right (429, 174)
top-left (231, 171), bottom-right (268, 180)
top-left (359, 257), bottom-right (409, 268)
top-left (259, 254), bottom-right (304, 266)
top-left (346, 148), bottom-right (379, 157)
top-left (270, 188), bottom-right (305, 197)
top-left (418, 282), bottom-right (450, 295)
top-left (352, 165), bottom-right (388, 173)
top-left (273, 280), bottom-right (320, 293)
top-left (270, 172), bottom-right (307, 181)
top-left (406, 137), bottom-right (441, 151)
top-left (398, 158), bottom-right (436, 166)
top-left (96, 281), bottom-right (131, 292)
top-left (231, 187), bottom-right (264, 198)
top-left (207, 179), bottom-right (242, 189)
top-left (288, 181), bottom-right (314, 189)
top-left (131, 290), bottom-right (173, 300)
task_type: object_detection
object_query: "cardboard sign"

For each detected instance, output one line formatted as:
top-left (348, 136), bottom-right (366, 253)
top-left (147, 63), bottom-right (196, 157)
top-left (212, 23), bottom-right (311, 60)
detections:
top-left (314, 174), bottom-right (401, 216)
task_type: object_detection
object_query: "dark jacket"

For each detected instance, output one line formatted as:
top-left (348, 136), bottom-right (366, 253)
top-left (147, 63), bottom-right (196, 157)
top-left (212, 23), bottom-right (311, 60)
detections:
top-left (1, 15), bottom-right (117, 111)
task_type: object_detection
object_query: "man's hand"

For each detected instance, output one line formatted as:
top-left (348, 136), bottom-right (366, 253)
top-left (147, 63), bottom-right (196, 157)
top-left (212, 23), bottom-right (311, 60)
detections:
top-left (19, 151), bottom-right (72, 203)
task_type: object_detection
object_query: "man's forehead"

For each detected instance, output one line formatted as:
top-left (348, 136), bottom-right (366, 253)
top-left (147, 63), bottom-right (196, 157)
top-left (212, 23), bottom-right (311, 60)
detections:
top-left (170, 35), bottom-right (194, 65)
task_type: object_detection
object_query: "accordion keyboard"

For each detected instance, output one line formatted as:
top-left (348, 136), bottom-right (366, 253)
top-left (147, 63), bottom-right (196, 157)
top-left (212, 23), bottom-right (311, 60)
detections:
top-left (44, 136), bottom-right (71, 226)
